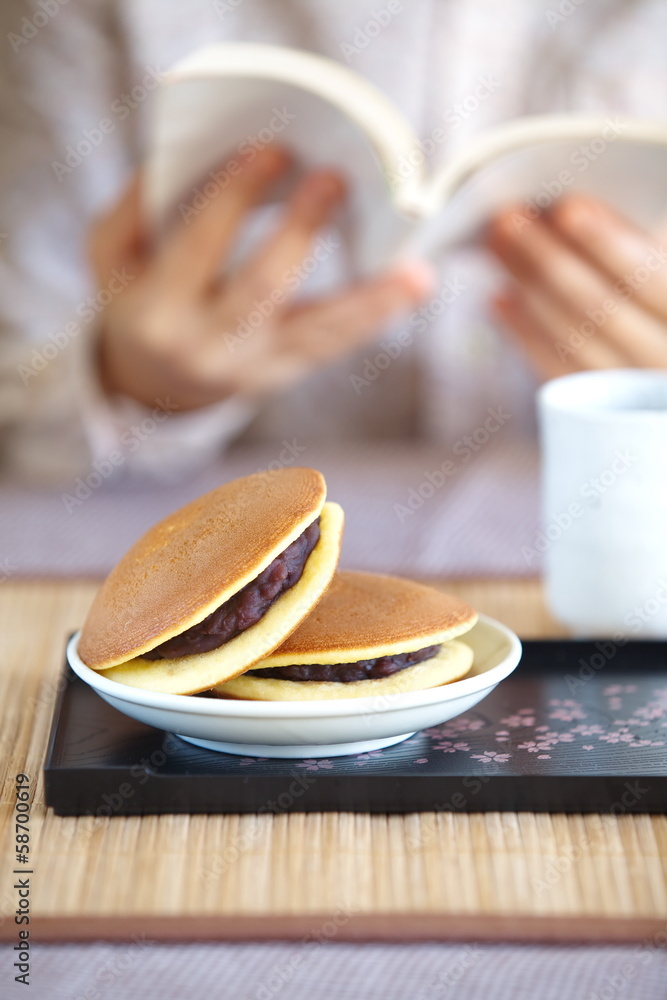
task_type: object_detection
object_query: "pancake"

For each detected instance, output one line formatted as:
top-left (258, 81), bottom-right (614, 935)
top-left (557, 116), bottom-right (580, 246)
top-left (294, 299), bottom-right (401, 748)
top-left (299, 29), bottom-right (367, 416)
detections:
top-left (78, 468), bottom-right (344, 694)
top-left (212, 570), bottom-right (478, 701)
top-left (215, 640), bottom-right (474, 701)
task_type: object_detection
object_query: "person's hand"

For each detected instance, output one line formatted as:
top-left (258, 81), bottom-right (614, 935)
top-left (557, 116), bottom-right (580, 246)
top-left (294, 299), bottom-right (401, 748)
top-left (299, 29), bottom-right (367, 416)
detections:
top-left (486, 194), bottom-right (667, 378)
top-left (89, 145), bottom-right (433, 410)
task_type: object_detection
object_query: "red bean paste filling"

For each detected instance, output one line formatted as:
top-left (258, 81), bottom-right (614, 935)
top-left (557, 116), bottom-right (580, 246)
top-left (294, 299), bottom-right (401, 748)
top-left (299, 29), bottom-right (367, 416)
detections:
top-left (144, 518), bottom-right (320, 660)
top-left (246, 643), bottom-right (442, 683)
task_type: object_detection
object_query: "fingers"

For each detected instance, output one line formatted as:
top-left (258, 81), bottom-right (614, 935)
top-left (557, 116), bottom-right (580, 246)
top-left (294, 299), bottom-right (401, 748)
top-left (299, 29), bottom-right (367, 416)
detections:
top-left (487, 208), bottom-right (667, 368)
top-left (547, 196), bottom-right (667, 323)
top-left (88, 173), bottom-right (143, 285)
top-left (492, 292), bottom-right (578, 380)
top-left (150, 145), bottom-right (290, 299)
top-left (223, 170), bottom-right (345, 318)
top-left (279, 262), bottom-right (435, 364)
top-left (492, 284), bottom-right (626, 379)
top-left (207, 262), bottom-right (435, 396)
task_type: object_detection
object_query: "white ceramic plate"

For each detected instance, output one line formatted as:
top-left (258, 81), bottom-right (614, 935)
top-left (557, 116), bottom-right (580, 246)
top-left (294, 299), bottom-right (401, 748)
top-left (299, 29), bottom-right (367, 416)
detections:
top-left (67, 614), bottom-right (521, 758)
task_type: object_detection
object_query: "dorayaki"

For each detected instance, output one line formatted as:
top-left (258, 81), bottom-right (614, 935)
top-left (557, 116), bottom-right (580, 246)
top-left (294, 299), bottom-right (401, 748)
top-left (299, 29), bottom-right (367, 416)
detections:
top-left (78, 468), bottom-right (344, 694)
top-left (212, 570), bottom-right (477, 701)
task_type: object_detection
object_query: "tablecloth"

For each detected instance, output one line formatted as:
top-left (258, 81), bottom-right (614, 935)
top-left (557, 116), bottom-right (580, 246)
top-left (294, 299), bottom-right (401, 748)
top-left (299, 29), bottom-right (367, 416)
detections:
top-left (2, 941), bottom-right (666, 999)
top-left (1, 440), bottom-right (540, 578)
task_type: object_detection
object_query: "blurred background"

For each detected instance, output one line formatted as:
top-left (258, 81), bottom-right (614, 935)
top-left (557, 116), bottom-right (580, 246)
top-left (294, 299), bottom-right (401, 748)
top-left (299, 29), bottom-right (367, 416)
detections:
top-left (1, 0), bottom-right (667, 580)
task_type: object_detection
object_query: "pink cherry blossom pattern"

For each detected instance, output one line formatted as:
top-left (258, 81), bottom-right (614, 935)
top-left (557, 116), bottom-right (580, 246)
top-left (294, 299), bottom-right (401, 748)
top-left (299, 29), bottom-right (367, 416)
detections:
top-left (433, 740), bottom-right (471, 753)
top-left (548, 699), bottom-right (586, 722)
top-left (633, 705), bottom-right (666, 721)
top-left (295, 759), bottom-right (334, 771)
top-left (570, 724), bottom-right (605, 737)
top-left (517, 741), bottom-right (541, 753)
top-left (425, 717), bottom-right (486, 737)
top-left (499, 708), bottom-right (536, 728)
top-left (470, 751), bottom-right (511, 764)
top-left (353, 750), bottom-right (385, 765)
top-left (450, 717), bottom-right (486, 732)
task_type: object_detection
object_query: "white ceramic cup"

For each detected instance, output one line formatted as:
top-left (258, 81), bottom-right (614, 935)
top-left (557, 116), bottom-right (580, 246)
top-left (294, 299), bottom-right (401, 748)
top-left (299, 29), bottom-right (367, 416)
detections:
top-left (537, 369), bottom-right (667, 637)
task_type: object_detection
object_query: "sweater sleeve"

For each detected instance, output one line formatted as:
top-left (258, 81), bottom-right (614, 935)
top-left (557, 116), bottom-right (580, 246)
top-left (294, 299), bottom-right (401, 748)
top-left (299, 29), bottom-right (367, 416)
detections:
top-left (0, 0), bottom-right (255, 485)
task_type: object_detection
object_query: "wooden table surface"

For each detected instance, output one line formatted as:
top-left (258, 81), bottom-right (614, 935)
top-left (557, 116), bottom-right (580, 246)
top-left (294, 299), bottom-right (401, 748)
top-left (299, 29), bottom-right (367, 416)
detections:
top-left (1, 579), bottom-right (666, 943)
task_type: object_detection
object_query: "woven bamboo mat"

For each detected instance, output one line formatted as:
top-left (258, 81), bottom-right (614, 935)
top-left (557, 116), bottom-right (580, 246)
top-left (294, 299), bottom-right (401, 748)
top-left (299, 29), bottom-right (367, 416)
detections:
top-left (1, 580), bottom-right (666, 942)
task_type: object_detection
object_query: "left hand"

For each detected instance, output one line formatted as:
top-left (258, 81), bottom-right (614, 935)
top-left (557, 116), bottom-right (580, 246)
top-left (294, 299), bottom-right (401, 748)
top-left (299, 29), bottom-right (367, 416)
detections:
top-left (486, 195), bottom-right (667, 379)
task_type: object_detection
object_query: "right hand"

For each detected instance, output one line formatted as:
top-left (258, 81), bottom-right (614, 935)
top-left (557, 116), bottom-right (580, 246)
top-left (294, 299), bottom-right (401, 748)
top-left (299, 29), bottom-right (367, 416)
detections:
top-left (90, 146), bottom-right (434, 411)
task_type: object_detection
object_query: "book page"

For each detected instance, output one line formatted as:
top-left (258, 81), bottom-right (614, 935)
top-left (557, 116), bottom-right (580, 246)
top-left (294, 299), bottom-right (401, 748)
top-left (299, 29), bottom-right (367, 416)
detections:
top-left (146, 73), bottom-right (417, 274)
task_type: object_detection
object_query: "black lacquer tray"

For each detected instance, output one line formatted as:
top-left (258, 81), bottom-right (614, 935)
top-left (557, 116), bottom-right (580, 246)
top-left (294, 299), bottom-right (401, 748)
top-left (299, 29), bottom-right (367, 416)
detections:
top-left (44, 640), bottom-right (667, 815)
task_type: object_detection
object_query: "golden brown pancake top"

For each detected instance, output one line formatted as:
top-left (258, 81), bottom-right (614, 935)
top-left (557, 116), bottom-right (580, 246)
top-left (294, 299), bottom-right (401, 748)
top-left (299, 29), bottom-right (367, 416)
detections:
top-left (268, 570), bottom-right (477, 658)
top-left (79, 467), bottom-right (326, 669)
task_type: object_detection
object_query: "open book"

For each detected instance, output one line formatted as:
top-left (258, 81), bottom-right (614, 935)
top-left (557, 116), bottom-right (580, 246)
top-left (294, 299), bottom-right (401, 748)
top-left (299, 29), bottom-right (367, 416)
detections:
top-left (146, 43), bottom-right (667, 274)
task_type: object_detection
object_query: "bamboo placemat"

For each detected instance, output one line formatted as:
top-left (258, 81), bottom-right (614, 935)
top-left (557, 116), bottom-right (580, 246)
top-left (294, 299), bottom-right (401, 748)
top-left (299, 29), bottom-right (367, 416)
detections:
top-left (1, 579), bottom-right (666, 942)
